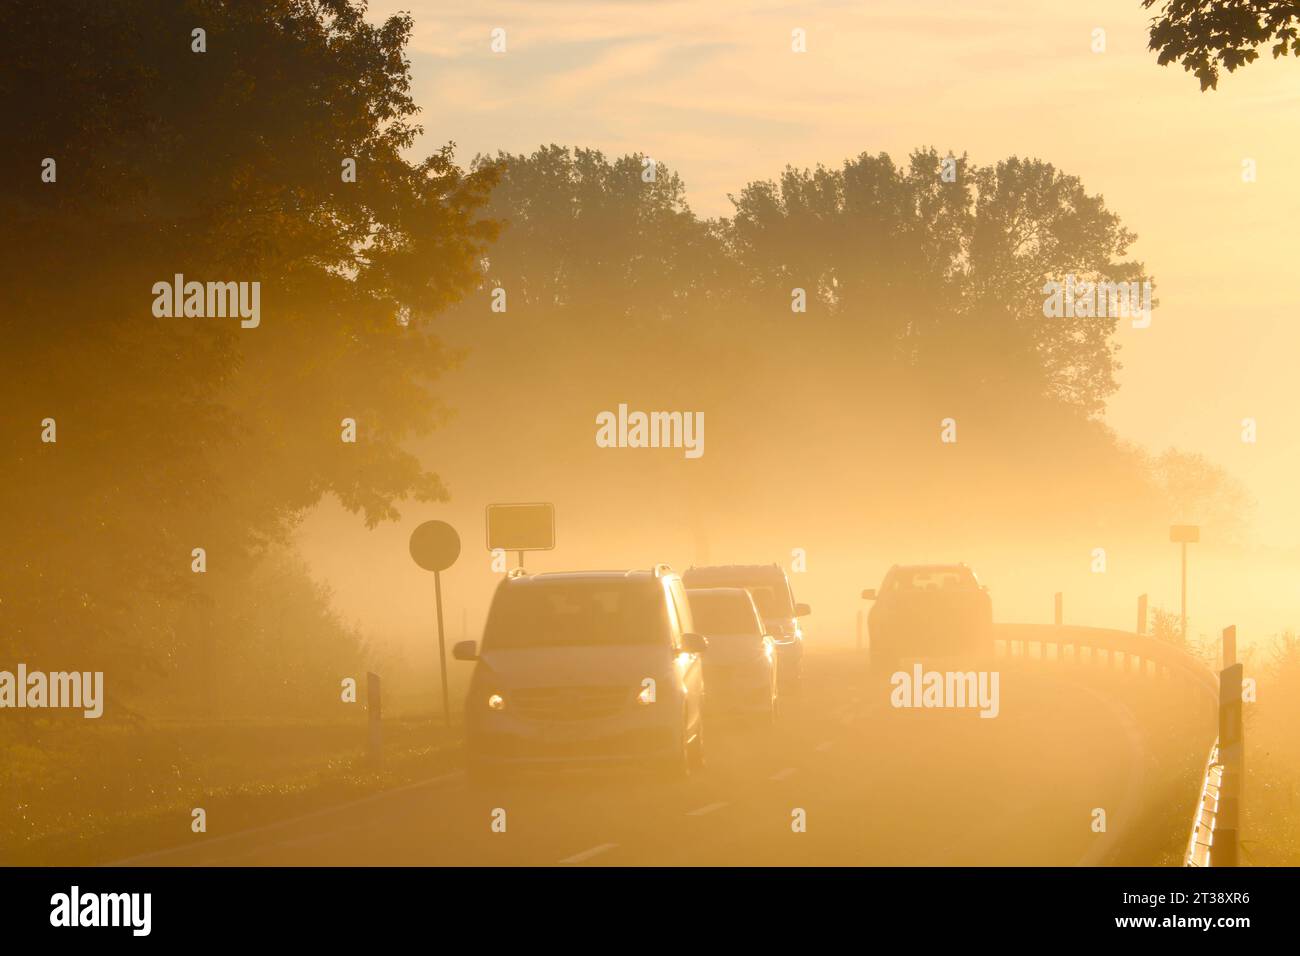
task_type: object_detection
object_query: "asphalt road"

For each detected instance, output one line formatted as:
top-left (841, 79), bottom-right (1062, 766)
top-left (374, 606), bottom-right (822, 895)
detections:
top-left (122, 646), bottom-right (1175, 867)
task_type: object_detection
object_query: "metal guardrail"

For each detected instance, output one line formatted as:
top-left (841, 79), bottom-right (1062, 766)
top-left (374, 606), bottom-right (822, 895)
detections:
top-left (994, 623), bottom-right (1219, 701)
top-left (1185, 742), bottom-right (1222, 867)
top-left (992, 597), bottom-right (1237, 866)
top-left (1185, 660), bottom-right (1244, 867)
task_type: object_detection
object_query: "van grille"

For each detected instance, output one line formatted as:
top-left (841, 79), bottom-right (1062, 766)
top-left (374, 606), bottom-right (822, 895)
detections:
top-left (511, 686), bottom-right (631, 721)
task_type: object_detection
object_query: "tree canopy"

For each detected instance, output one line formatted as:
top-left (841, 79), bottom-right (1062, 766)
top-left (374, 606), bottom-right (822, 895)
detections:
top-left (0, 0), bottom-right (497, 696)
top-left (1143, 0), bottom-right (1300, 89)
top-left (437, 145), bottom-right (1180, 548)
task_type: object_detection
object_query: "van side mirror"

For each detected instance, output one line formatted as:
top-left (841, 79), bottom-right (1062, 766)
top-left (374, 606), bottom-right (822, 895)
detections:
top-left (794, 602), bottom-right (811, 617)
top-left (860, 589), bottom-right (877, 600)
top-left (452, 640), bottom-right (479, 661)
top-left (680, 632), bottom-right (709, 654)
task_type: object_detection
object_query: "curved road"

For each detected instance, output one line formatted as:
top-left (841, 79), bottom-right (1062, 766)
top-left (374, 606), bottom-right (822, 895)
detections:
top-left (121, 646), bottom-right (1183, 867)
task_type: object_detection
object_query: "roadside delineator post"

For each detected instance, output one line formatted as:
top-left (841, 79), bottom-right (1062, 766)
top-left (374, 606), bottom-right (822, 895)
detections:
top-left (1212, 660), bottom-right (1244, 867)
top-left (367, 671), bottom-right (382, 769)
top-left (1222, 625), bottom-right (1237, 669)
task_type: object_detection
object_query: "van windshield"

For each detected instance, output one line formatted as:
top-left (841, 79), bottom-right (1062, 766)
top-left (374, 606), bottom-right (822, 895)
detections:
top-left (482, 581), bottom-right (667, 650)
top-left (892, 568), bottom-right (978, 592)
top-left (687, 589), bottom-right (761, 637)
top-left (745, 586), bottom-right (788, 619)
top-left (683, 570), bottom-right (794, 618)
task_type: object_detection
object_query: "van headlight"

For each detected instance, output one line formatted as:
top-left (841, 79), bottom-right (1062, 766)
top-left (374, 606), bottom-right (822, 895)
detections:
top-left (486, 693), bottom-right (506, 712)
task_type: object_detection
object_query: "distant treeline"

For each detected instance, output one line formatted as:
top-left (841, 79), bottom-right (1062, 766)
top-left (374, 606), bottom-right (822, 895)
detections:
top-left (438, 145), bottom-right (1251, 551)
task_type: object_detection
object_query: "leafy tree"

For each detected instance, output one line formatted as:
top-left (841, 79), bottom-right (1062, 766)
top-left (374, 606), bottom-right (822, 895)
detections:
top-left (726, 150), bottom-right (1145, 416)
top-left (0, 1), bottom-right (497, 696)
top-left (436, 145), bottom-right (1173, 546)
top-left (466, 145), bottom-right (718, 332)
top-left (1143, 0), bottom-right (1300, 90)
top-left (1148, 449), bottom-right (1256, 544)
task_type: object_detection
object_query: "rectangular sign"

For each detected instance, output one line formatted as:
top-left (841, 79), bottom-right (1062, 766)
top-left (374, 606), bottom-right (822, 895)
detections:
top-left (486, 502), bottom-right (555, 552)
top-left (1169, 524), bottom-right (1200, 543)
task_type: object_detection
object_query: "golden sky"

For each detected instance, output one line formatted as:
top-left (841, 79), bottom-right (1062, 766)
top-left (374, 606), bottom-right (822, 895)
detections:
top-left (365, 0), bottom-right (1300, 549)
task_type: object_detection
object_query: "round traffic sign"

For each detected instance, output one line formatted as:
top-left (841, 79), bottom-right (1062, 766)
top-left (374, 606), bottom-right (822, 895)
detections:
top-left (409, 520), bottom-right (461, 572)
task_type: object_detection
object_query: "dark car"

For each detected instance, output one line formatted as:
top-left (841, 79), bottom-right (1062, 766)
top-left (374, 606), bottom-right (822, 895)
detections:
top-left (861, 564), bottom-right (993, 674)
top-left (686, 587), bottom-right (779, 724)
top-left (682, 564), bottom-right (809, 692)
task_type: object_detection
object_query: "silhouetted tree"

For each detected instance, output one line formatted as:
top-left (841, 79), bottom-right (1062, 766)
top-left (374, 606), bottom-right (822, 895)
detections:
top-left (727, 150), bottom-right (1145, 415)
top-left (1148, 449), bottom-right (1256, 545)
top-left (0, 0), bottom-right (497, 694)
top-left (437, 145), bottom-right (1177, 546)
top-left (1144, 0), bottom-right (1300, 89)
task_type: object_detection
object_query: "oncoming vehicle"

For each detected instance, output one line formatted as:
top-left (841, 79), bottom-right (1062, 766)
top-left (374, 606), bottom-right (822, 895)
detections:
top-left (453, 566), bottom-right (708, 779)
top-left (682, 564), bottom-right (809, 692)
top-left (685, 587), bottom-right (779, 724)
top-left (861, 564), bottom-right (993, 675)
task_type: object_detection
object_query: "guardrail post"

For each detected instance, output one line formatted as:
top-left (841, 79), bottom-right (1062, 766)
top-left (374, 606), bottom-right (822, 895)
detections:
top-left (1212, 663), bottom-right (1243, 866)
top-left (1053, 592), bottom-right (1063, 626)
top-left (1137, 593), bottom-right (1148, 635)
top-left (367, 671), bottom-right (382, 769)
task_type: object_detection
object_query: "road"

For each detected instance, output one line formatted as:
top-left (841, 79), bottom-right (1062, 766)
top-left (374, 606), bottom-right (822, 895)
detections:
top-left (120, 645), bottom-right (1182, 867)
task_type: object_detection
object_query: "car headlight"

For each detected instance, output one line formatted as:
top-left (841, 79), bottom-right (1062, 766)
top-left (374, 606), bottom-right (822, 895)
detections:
top-left (486, 693), bottom-right (506, 712)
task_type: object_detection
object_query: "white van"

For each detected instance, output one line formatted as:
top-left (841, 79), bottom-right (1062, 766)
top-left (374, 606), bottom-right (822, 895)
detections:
top-left (453, 566), bottom-right (708, 779)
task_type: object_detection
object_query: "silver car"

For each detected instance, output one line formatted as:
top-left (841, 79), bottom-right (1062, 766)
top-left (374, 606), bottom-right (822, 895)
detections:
top-left (686, 586), bottom-right (779, 725)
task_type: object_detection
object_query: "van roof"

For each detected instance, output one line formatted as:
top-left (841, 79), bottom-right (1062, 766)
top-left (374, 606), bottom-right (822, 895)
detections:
top-left (503, 569), bottom-right (666, 585)
top-left (891, 563), bottom-right (972, 573)
top-left (685, 563), bottom-right (783, 572)
top-left (683, 564), bottom-right (786, 579)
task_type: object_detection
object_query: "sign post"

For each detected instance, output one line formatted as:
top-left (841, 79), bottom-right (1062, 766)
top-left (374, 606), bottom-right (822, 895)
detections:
top-left (1169, 525), bottom-right (1200, 642)
top-left (409, 520), bottom-right (461, 729)
top-left (486, 502), bottom-right (555, 568)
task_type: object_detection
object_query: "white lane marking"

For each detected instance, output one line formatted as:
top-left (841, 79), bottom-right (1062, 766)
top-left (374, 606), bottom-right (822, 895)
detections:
top-left (109, 770), bottom-right (467, 866)
top-left (560, 843), bottom-right (619, 865)
top-left (686, 801), bottom-right (728, 817)
top-left (206, 819), bottom-right (387, 865)
top-left (769, 767), bottom-right (797, 781)
top-left (815, 741), bottom-right (833, 752)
